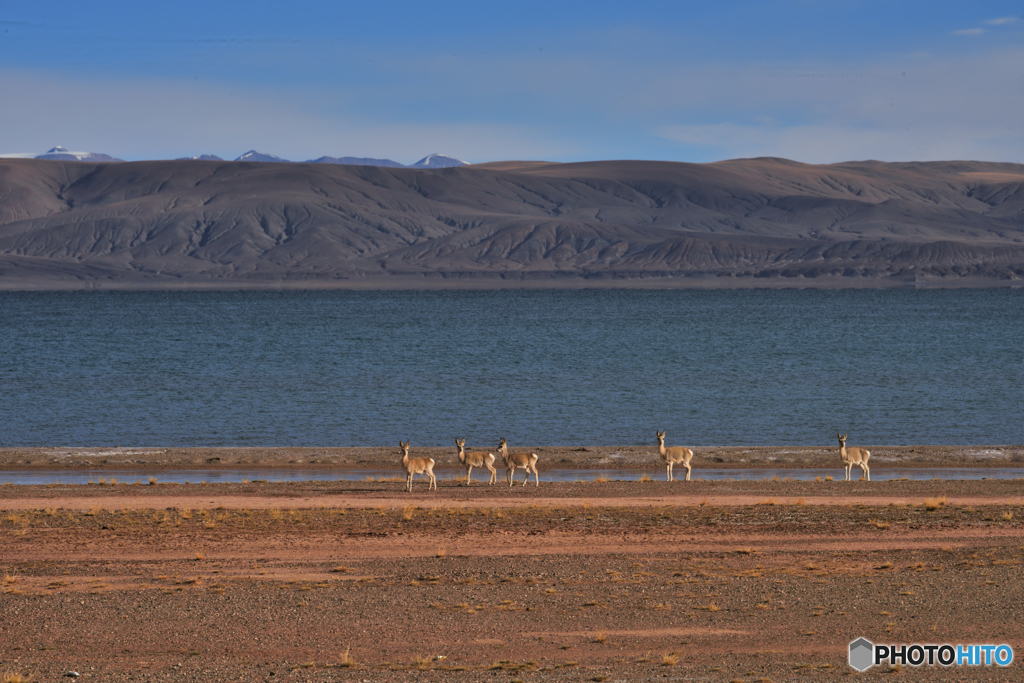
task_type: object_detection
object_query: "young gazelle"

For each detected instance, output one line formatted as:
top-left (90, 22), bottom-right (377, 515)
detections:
top-left (656, 430), bottom-right (694, 482)
top-left (399, 441), bottom-right (436, 492)
top-left (455, 438), bottom-right (497, 485)
top-left (496, 437), bottom-right (540, 487)
top-left (837, 433), bottom-right (871, 481)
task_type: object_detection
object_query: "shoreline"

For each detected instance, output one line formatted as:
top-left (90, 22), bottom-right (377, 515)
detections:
top-left (1, 444), bottom-right (1021, 472)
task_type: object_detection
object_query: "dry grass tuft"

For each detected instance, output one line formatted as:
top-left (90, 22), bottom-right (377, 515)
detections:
top-left (824, 475), bottom-right (833, 481)
top-left (923, 497), bottom-right (947, 511)
top-left (411, 655), bottom-right (433, 669)
top-left (639, 474), bottom-right (653, 482)
top-left (661, 652), bottom-right (679, 666)
top-left (2, 674), bottom-right (33, 683)
top-left (593, 630), bottom-right (608, 643)
top-left (338, 646), bottom-right (356, 668)
top-left (435, 546), bottom-right (447, 558)
top-left (401, 505), bottom-right (416, 521)
top-left (1003, 511), bottom-right (1013, 521)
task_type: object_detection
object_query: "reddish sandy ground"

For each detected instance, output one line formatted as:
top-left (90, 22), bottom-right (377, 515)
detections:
top-left (2, 477), bottom-right (1024, 682)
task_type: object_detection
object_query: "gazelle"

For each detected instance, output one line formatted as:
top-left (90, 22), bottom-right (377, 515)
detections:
top-left (496, 437), bottom-right (540, 487)
top-left (837, 433), bottom-right (871, 481)
top-left (656, 430), bottom-right (694, 481)
top-left (399, 441), bottom-right (436, 492)
top-left (455, 438), bottom-right (497, 485)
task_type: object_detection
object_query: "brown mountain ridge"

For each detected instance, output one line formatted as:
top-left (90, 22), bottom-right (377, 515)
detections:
top-left (1, 157), bottom-right (1023, 289)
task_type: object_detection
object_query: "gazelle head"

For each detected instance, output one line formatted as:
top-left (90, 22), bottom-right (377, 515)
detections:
top-left (656, 430), bottom-right (666, 445)
top-left (498, 437), bottom-right (507, 450)
top-left (837, 433), bottom-right (848, 447)
top-left (399, 440), bottom-right (410, 457)
top-left (456, 438), bottom-right (466, 460)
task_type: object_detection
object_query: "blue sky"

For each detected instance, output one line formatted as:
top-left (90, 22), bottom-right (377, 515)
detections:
top-left (1, 1), bottom-right (1022, 164)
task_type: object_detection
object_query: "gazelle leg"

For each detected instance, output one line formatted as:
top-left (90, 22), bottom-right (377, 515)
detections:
top-left (466, 465), bottom-right (473, 485)
top-left (685, 463), bottom-right (691, 481)
top-left (667, 464), bottom-right (672, 482)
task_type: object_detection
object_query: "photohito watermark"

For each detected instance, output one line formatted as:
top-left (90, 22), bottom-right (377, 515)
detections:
top-left (849, 637), bottom-right (1014, 672)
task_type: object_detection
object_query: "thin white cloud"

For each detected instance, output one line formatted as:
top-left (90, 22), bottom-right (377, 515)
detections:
top-left (2, 38), bottom-right (1023, 166)
top-left (951, 28), bottom-right (986, 36)
top-left (658, 122), bottom-right (1023, 165)
top-left (983, 16), bottom-right (1019, 25)
top-left (652, 47), bottom-right (1024, 163)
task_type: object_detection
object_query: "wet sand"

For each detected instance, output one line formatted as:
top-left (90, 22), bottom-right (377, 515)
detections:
top-left (2, 443), bottom-right (1022, 472)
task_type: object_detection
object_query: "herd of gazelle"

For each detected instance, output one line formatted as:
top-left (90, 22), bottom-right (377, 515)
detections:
top-left (399, 432), bottom-right (872, 490)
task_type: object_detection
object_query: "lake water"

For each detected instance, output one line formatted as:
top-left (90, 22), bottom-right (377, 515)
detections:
top-left (3, 467), bottom-right (1023, 486)
top-left (0, 289), bottom-right (1021, 447)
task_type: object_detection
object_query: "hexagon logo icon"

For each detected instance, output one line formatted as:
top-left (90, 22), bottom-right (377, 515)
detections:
top-left (849, 637), bottom-right (874, 672)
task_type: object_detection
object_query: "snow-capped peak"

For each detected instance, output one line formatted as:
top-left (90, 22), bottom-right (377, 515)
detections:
top-left (410, 153), bottom-right (469, 169)
top-left (234, 150), bottom-right (290, 163)
top-left (35, 147), bottom-right (122, 162)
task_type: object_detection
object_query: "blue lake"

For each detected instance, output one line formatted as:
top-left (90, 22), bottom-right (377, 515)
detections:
top-left (0, 289), bottom-right (1021, 447)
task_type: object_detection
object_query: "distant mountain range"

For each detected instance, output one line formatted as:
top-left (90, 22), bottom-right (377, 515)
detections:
top-left (1, 156), bottom-right (1022, 290)
top-left (229, 151), bottom-right (468, 168)
top-left (33, 146), bottom-right (124, 162)
top-left (1, 147), bottom-right (469, 168)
